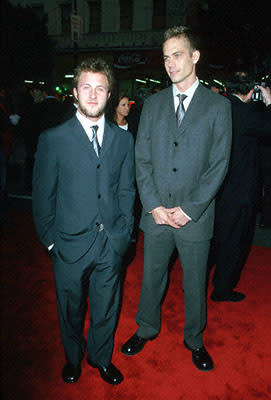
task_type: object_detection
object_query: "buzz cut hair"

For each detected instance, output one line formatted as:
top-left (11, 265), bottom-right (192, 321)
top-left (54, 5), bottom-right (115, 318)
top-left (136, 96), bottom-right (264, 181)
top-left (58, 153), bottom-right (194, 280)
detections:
top-left (163, 26), bottom-right (201, 54)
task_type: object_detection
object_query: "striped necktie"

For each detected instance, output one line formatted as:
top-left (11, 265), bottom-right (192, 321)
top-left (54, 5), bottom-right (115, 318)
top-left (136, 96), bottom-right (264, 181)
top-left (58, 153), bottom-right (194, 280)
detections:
top-left (91, 125), bottom-right (100, 157)
top-left (176, 94), bottom-right (187, 127)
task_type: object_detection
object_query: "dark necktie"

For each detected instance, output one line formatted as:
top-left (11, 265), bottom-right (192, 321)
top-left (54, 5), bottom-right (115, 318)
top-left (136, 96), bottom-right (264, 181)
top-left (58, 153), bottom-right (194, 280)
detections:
top-left (176, 94), bottom-right (187, 127)
top-left (91, 125), bottom-right (100, 157)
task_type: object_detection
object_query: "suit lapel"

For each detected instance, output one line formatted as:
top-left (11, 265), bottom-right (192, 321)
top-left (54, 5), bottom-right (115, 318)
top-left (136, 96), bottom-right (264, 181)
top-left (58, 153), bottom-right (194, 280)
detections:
top-left (156, 87), bottom-right (177, 134)
top-left (162, 87), bottom-right (181, 136)
top-left (70, 116), bottom-right (93, 150)
top-left (71, 116), bottom-right (109, 159)
top-left (70, 116), bottom-right (116, 160)
top-left (178, 84), bottom-right (204, 133)
top-left (99, 121), bottom-right (114, 160)
top-left (160, 86), bottom-right (203, 135)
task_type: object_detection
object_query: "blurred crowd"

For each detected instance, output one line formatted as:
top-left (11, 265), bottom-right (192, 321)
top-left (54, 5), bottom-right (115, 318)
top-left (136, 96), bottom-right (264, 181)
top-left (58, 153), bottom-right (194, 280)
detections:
top-left (0, 71), bottom-right (271, 233)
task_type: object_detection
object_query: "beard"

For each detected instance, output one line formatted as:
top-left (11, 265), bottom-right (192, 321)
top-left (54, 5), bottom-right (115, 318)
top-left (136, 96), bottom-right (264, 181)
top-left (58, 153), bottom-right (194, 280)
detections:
top-left (79, 104), bottom-right (106, 119)
top-left (77, 97), bottom-right (107, 120)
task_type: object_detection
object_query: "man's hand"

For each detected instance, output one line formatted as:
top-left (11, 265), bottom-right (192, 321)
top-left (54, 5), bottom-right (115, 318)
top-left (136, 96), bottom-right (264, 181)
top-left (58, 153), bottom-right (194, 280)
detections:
top-left (167, 207), bottom-right (190, 227)
top-left (258, 85), bottom-right (271, 107)
top-left (152, 206), bottom-right (180, 228)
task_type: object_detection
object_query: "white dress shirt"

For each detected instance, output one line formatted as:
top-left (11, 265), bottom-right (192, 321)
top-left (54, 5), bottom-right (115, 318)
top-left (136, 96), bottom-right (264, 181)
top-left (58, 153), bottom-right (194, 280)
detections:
top-left (172, 77), bottom-right (199, 112)
top-left (76, 110), bottom-right (105, 146)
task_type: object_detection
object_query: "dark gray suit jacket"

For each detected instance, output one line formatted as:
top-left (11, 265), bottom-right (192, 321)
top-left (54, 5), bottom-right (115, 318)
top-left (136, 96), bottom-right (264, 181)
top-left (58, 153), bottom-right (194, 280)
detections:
top-left (135, 84), bottom-right (232, 241)
top-left (32, 116), bottom-right (135, 263)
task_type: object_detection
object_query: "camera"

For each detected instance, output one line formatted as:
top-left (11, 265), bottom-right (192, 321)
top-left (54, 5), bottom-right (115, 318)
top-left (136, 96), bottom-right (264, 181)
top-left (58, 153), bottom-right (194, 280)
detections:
top-left (252, 81), bottom-right (266, 102)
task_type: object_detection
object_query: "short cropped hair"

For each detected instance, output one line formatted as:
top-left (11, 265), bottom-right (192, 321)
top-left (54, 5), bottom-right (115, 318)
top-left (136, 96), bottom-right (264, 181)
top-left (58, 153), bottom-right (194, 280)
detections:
top-left (73, 57), bottom-right (114, 92)
top-left (226, 73), bottom-right (254, 95)
top-left (163, 26), bottom-right (201, 54)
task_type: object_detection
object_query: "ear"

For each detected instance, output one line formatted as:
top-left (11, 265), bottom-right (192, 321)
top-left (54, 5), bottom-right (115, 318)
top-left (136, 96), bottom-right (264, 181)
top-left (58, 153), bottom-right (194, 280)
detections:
top-left (192, 50), bottom-right (200, 64)
top-left (73, 87), bottom-right (78, 100)
top-left (107, 91), bottom-right (111, 100)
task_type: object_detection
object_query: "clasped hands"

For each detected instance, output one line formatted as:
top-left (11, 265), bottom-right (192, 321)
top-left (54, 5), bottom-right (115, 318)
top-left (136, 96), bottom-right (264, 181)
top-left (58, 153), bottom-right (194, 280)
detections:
top-left (151, 206), bottom-right (190, 228)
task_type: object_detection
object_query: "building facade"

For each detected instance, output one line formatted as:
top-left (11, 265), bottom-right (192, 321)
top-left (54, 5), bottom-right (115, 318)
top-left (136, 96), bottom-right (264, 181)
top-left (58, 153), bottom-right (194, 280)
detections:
top-left (10, 0), bottom-right (195, 97)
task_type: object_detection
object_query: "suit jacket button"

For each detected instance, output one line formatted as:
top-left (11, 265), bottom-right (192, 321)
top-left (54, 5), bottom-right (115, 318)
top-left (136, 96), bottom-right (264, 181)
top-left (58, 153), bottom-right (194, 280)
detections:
top-left (173, 168), bottom-right (177, 172)
top-left (98, 194), bottom-right (101, 199)
top-left (97, 164), bottom-right (100, 168)
top-left (174, 142), bottom-right (178, 146)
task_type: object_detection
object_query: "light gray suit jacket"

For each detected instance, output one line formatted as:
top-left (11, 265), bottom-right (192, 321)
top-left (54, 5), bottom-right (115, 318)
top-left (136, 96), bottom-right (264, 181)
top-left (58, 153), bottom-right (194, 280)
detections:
top-left (135, 84), bottom-right (232, 241)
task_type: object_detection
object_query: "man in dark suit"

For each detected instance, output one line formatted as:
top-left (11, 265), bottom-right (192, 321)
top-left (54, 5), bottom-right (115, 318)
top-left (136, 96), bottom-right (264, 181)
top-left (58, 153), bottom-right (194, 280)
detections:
top-left (121, 26), bottom-right (232, 371)
top-left (210, 77), bottom-right (271, 302)
top-left (32, 58), bottom-right (135, 385)
top-left (21, 84), bottom-right (66, 191)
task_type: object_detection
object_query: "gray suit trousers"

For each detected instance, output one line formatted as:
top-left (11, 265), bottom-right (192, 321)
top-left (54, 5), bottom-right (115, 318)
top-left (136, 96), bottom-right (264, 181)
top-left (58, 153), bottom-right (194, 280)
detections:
top-left (136, 228), bottom-right (210, 348)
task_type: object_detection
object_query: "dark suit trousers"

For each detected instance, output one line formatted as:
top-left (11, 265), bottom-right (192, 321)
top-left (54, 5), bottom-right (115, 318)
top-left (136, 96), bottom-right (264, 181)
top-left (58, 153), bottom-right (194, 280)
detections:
top-left (136, 228), bottom-right (210, 349)
top-left (212, 203), bottom-right (256, 295)
top-left (52, 230), bottom-right (122, 367)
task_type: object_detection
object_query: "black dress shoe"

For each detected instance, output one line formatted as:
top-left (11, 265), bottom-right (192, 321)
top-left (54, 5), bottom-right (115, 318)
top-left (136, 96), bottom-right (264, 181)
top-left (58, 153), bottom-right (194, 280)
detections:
top-left (184, 341), bottom-right (214, 371)
top-left (211, 290), bottom-right (246, 302)
top-left (88, 361), bottom-right (123, 385)
top-left (121, 333), bottom-right (150, 356)
top-left (62, 363), bottom-right (81, 383)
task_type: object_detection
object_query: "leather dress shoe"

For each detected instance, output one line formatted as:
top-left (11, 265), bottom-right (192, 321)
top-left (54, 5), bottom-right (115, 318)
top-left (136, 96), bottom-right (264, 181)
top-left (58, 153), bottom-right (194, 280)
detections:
top-left (121, 333), bottom-right (150, 356)
top-left (62, 363), bottom-right (81, 383)
top-left (88, 360), bottom-right (123, 385)
top-left (184, 340), bottom-right (214, 371)
top-left (211, 290), bottom-right (246, 302)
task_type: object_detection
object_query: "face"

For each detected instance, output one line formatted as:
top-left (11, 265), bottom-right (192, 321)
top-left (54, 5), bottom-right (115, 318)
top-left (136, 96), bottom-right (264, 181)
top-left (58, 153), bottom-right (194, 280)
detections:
top-left (73, 71), bottom-right (110, 121)
top-left (163, 36), bottom-right (200, 91)
top-left (116, 97), bottom-right (130, 118)
top-left (210, 86), bottom-right (220, 94)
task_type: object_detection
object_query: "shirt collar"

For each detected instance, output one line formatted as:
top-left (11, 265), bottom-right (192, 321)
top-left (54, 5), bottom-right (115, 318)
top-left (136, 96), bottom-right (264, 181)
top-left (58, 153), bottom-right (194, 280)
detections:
top-left (76, 110), bottom-right (105, 139)
top-left (232, 93), bottom-right (245, 102)
top-left (173, 77), bottom-right (199, 98)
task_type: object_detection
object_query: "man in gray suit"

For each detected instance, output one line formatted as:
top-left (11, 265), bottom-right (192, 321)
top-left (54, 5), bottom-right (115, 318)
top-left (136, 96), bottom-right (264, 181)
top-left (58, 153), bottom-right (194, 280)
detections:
top-left (121, 26), bottom-right (232, 371)
top-left (32, 58), bottom-right (135, 385)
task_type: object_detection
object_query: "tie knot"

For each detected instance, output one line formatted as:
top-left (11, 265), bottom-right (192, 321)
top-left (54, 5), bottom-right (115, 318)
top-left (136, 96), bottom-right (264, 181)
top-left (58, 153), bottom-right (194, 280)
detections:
top-left (91, 125), bottom-right (98, 138)
top-left (177, 93), bottom-right (187, 104)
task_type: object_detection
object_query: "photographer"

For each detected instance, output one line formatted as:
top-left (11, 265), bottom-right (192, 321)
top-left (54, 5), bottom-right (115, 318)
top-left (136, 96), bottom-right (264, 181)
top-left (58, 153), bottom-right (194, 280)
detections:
top-left (257, 85), bottom-right (271, 228)
top-left (209, 74), bottom-right (271, 302)
top-left (259, 85), bottom-right (271, 106)
top-left (251, 84), bottom-right (271, 131)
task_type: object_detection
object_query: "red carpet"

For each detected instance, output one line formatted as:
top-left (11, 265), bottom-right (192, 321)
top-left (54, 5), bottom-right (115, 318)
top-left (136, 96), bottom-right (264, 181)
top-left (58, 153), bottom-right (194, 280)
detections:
top-left (1, 209), bottom-right (271, 400)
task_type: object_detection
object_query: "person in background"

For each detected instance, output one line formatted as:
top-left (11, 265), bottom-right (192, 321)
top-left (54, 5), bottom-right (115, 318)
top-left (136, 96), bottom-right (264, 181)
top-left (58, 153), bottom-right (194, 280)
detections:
top-left (0, 83), bottom-right (11, 225)
top-left (32, 57), bottom-right (135, 385)
top-left (21, 84), bottom-right (65, 191)
top-left (61, 95), bottom-right (78, 121)
top-left (209, 79), bottom-right (222, 94)
top-left (109, 91), bottom-right (141, 242)
top-left (258, 85), bottom-right (271, 228)
top-left (126, 88), bottom-right (147, 140)
top-left (209, 76), bottom-right (271, 302)
top-left (121, 25), bottom-right (232, 372)
top-left (113, 93), bottom-right (130, 131)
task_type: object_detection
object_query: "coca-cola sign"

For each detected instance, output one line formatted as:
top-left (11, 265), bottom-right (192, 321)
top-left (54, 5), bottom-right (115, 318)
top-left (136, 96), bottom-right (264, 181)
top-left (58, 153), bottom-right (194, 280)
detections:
top-left (114, 53), bottom-right (147, 69)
